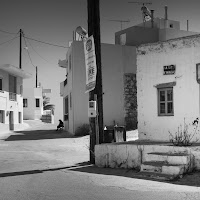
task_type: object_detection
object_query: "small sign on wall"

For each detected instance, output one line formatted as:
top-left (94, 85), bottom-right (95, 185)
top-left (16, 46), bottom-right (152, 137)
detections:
top-left (163, 65), bottom-right (176, 75)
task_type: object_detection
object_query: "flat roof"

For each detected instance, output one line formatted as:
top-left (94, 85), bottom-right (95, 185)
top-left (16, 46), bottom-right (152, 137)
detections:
top-left (0, 64), bottom-right (32, 79)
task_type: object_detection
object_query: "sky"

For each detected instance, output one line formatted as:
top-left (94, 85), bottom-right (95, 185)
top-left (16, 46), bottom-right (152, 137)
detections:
top-left (0, 0), bottom-right (200, 122)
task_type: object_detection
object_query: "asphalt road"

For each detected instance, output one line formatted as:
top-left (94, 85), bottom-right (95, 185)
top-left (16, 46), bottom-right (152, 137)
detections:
top-left (0, 120), bottom-right (199, 200)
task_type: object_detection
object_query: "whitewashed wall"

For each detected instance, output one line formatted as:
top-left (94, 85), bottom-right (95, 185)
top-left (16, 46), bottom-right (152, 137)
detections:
top-left (137, 35), bottom-right (200, 141)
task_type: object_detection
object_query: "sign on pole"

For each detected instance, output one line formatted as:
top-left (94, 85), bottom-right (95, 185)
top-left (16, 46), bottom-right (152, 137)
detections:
top-left (84, 35), bottom-right (97, 93)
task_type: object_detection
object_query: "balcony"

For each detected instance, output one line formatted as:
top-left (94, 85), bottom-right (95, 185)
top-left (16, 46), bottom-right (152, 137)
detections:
top-left (9, 92), bottom-right (17, 101)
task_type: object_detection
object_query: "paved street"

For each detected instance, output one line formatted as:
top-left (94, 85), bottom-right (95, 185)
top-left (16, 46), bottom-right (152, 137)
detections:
top-left (0, 120), bottom-right (200, 199)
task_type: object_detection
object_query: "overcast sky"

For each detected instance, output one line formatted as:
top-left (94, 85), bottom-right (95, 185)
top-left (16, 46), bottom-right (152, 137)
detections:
top-left (0, 0), bottom-right (200, 121)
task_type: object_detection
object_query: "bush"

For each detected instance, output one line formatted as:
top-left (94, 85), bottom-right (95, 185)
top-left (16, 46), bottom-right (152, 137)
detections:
top-left (169, 118), bottom-right (199, 146)
top-left (75, 124), bottom-right (90, 136)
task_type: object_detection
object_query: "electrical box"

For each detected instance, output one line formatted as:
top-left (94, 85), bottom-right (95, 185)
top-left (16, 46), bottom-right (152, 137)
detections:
top-left (88, 101), bottom-right (97, 117)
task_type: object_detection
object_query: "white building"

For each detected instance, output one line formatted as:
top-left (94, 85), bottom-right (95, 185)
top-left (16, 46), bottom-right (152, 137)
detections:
top-left (0, 64), bottom-right (31, 133)
top-left (59, 7), bottom-right (199, 135)
top-left (137, 34), bottom-right (200, 142)
top-left (59, 41), bottom-right (136, 134)
top-left (23, 87), bottom-right (43, 120)
top-left (23, 87), bottom-right (53, 123)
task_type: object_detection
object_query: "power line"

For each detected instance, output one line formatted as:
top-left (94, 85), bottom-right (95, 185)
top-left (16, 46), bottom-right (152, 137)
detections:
top-left (23, 35), bottom-right (35, 68)
top-left (24, 36), bottom-right (69, 49)
top-left (25, 37), bottom-right (53, 65)
top-left (0, 29), bottom-right (18, 35)
top-left (0, 36), bottom-right (19, 46)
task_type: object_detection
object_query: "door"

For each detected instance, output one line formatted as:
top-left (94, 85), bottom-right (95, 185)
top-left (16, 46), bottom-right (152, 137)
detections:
top-left (9, 111), bottom-right (14, 130)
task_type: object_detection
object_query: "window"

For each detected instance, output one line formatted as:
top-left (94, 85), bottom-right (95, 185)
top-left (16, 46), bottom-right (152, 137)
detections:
top-left (9, 75), bottom-right (17, 101)
top-left (18, 112), bottom-right (22, 123)
top-left (169, 24), bottom-right (173, 28)
top-left (36, 98), bottom-right (40, 107)
top-left (20, 85), bottom-right (23, 95)
top-left (70, 92), bottom-right (72, 109)
top-left (69, 54), bottom-right (72, 71)
top-left (0, 110), bottom-right (4, 123)
top-left (23, 99), bottom-right (28, 107)
top-left (0, 78), bottom-right (2, 91)
top-left (64, 96), bottom-right (69, 121)
top-left (158, 88), bottom-right (174, 116)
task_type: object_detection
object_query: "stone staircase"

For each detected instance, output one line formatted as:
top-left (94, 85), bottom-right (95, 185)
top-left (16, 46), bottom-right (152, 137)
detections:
top-left (138, 151), bottom-right (194, 180)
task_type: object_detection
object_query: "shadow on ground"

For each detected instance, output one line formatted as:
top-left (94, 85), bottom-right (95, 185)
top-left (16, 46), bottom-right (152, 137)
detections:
top-left (69, 162), bottom-right (200, 187)
top-left (0, 162), bottom-right (90, 178)
top-left (4, 129), bottom-right (78, 141)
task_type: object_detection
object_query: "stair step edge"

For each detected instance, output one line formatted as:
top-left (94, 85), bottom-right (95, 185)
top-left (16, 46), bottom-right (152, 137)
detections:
top-left (142, 161), bottom-right (186, 167)
top-left (136, 171), bottom-right (177, 180)
top-left (147, 152), bottom-right (190, 156)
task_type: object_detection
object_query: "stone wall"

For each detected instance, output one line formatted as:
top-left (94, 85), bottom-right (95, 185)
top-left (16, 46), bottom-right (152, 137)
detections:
top-left (124, 73), bottom-right (137, 130)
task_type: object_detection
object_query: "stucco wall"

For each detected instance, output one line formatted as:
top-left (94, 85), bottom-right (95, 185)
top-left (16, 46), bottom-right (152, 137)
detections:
top-left (137, 35), bottom-right (200, 141)
top-left (23, 87), bottom-right (43, 120)
top-left (0, 70), bottom-right (24, 132)
top-left (159, 28), bottom-right (198, 41)
top-left (62, 41), bottom-right (136, 134)
top-left (73, 42), bottom-right (89, 133)
top-left (115, 26), bottom-right (159, 46)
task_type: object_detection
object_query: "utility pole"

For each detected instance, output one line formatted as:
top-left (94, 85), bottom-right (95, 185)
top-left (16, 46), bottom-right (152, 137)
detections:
top-left (87, 0), bottom-right (104, 164)
top-left (36, 66), bottom-right (38, 87)
top-left (19, 29), bottom-right (22, 69)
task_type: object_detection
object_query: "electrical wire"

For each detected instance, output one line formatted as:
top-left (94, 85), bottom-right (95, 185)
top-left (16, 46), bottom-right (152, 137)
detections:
top-left (0, 29), bottom-right (18, 35)
top-left (0, 35), bottom-right (19, 46)
top-left (24, 36), bottom-right (69, 49)
top-left (25, 36), bottom-right (53, 65)
top-left (23, 35), bottom-right (36, 68)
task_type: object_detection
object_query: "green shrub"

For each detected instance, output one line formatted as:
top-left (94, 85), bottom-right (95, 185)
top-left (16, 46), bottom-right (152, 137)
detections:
top-left (75, 124), bottom-right (90, 136)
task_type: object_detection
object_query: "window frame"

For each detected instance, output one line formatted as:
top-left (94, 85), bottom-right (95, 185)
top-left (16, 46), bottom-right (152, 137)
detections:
top-left (0, 110), bottom-right (5, 123)
top-left (158, 87), bottom-right (174, 116)
top-left (23, 98), bottom-right (28, 107)
top-left (0, 78), bottom-right (2, 91)
top-left (36, 98), bottom-right (40, 108)
top-left (64, 96), bottom-right (69, 121)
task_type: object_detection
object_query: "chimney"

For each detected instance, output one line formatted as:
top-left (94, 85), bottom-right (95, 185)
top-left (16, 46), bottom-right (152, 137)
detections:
top-left (151, 10), bottom-right (154, 28)
top-left (165, 5), bottom-right (168, 20)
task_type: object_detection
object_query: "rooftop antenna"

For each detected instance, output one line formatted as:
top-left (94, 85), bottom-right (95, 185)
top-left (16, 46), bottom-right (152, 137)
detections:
top-left (107, 19), bottom-right (130, 30)
top-left (128, 1), bottom-right (153, 26)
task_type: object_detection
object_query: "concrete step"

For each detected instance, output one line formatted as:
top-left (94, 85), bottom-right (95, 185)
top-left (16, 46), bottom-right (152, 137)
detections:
top-left (144, 152), bottom-right (191, 165)
top-left (141, 161), bottom-right (186, 175)
top-left (135, 171), bottom-right (176, 181)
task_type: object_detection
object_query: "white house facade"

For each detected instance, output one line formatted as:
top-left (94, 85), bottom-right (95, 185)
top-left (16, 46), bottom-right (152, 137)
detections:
top-left (23, 87), bottom-right (43, 120)
top-left (0, 64), bottom-right (31, 133)
top-left (137, 34), bottom-right (200, 142)
top-left (59, 41), bottom-right (136, 134)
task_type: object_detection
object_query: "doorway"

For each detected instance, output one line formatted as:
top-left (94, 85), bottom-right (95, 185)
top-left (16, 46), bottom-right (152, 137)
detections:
top-left (9, 111), bottom-right (14, 130)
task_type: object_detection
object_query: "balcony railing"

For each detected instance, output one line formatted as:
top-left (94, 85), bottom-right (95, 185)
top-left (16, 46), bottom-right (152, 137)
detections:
top-left (9, 92), bottom-right (17, 101)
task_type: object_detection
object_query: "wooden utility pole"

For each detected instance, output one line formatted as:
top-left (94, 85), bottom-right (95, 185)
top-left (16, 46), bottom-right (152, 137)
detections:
top-left (36, 66), bottom-right (38, 87)
top-left (87, 0), bottom-right (104, 164)
top-left (19, 29), bottom-right (22, 69)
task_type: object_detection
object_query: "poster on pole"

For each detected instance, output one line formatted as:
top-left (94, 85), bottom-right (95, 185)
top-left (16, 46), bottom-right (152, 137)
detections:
top-left (84, 35), bottom-right (97, 93)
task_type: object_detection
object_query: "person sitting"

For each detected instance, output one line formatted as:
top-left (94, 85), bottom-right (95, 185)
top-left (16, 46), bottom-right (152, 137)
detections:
top-left (56, 119), bottom-right (64, 131)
